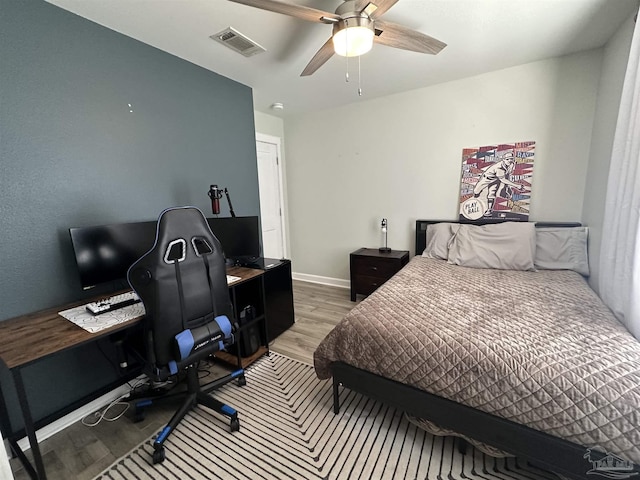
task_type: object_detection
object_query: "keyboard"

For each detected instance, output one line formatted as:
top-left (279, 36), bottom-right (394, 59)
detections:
top-left (86, 291), bottom-right (141, 315)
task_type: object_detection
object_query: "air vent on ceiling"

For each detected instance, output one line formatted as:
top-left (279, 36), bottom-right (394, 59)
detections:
top-left (211, 27), bottom-right (266, 57)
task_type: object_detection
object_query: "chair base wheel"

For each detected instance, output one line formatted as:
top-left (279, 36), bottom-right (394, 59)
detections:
top-left (133, 407), bottom-right (146, 423)
top-left (237, 376), bottom-right (246, 387)
top-left (230, 417), bottom-right (240, 432)
top-left (152, 447), bottom-right (166, 464)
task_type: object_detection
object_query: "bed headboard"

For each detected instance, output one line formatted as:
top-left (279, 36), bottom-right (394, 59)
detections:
top-left (414, 220), bottom-right (582, 256)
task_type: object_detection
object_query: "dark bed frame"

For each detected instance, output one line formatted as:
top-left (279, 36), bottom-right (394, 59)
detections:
top-left (330, 220), bottom-right (634, 480)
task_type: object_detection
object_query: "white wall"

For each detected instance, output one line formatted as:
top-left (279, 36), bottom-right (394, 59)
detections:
top-left (284, 50), bottom-right (603, 281)
top-left (254, 110), bottom-right (285, 139)
top-left (582, 15), bottom-right (637, 293)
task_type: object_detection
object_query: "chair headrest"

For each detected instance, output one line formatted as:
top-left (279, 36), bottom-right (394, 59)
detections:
top-left (128, 206), bottom-right (231, 325)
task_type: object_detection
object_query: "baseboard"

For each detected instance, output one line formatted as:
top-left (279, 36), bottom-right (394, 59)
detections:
top-left (16, 375), bottom-right (146, 452)
top-left (292, 272), bottom-right (349, 289)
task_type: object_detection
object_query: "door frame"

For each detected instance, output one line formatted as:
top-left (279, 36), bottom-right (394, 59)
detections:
top-left (256, 132), bottom-right (287, 259)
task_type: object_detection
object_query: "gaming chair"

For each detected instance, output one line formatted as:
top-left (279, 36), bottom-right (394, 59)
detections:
top-left (127, 206), bottom-right (245, 464)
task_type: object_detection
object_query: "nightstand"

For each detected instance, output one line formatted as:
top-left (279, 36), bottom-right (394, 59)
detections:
top-left (350, 248), bottom-right (410, 301)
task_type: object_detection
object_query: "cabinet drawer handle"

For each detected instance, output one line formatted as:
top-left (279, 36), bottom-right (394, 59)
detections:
top-left (370, 266), bottom-right (378, 271)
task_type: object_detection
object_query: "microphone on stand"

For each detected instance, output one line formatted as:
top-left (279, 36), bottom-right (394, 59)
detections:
top-left (208, 185), bottom-right (221, 215)
top-left (224, 188), bottom-right (236, 218)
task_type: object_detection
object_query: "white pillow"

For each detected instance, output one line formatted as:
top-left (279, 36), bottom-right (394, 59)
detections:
top-left (535, 227), bottom-right (589, 276)
top-left (448, 222), bottom-right (536, 271)
top-left (422, 223), bottom-right (459, 260)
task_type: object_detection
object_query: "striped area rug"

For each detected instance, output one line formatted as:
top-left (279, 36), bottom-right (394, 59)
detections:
top-left (95, 352), bottom-right (557, 480)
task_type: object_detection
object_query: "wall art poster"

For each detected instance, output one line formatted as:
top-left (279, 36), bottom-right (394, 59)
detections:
top-left (459, 141), bottom-right (535, 222)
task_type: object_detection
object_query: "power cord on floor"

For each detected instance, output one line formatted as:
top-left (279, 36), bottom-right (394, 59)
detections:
top-left (81, 394), bottom-right (129, 427)
top-left (81, 368), bottom-right (204, 428)
top-left (198, 359), bottom-right (213, 380)
top-left (81, 377), bottom-right (152, 427)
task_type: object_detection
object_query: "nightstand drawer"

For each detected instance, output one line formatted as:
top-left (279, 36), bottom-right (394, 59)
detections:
top-left (349, 248), bottom-right (410, 302)
top-left (351, 256), bottom-right (400, 278)
top-left (352, 275), bottom-right (386, 296)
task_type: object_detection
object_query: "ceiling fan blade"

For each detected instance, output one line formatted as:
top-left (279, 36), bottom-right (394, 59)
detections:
top-left (374, 20), bottom-right (446, 54)
top-left (227, 0), bottom-right (338, 23)
top-left (354, 0), bottom-right (399, 20)
top-left (300, 38), bottom-right (335, 76)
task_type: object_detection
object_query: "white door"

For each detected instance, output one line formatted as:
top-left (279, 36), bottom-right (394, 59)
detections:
top-left (256, 134), bottom-right (286, 259)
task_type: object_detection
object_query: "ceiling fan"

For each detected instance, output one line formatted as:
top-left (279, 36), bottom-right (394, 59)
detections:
top-left (227, 0), bottom-right (446, 76)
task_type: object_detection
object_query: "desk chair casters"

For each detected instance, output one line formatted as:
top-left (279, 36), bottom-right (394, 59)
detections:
top-left (138, 366), bottom-right (244, 464)
top-left (128, 206), bottom-right (246, 465)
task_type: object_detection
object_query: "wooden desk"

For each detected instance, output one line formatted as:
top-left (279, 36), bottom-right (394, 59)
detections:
top-left (0, 265), bottom-right (266, 480)
top-left (0, 301), bottom-right (142, 371)
top-left (226, 265), bottom-right (264, 288)
top-left (0, 292), bottom-right (143, 480)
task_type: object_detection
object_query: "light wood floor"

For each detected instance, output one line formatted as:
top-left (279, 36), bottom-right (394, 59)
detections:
top-left (9, 281), bottom-right (357, 480)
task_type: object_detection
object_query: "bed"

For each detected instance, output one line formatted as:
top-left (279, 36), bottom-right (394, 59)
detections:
top-left (314, 220), bottom-right (640, 480)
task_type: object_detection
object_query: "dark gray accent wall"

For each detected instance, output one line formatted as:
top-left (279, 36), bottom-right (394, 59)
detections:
top-left (1, 1), bottom-right (259, 318)
top-left (0, 0), bottom-right (259, 432)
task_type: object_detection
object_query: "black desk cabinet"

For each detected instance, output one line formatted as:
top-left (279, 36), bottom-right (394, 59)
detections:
top-left (260, 258), bottom-right (295, 342)
top-left (214, 259), bottom-right (294, 368)
top-left (350, 248), bottom-right (410, 301)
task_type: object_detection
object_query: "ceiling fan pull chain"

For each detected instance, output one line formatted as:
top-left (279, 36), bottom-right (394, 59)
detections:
top-left (345, 19), bottom-right (350, 83)
top-left (345, 59), bottom-right (349, 83)
top-left (358, 55), bottom-right (362, 96)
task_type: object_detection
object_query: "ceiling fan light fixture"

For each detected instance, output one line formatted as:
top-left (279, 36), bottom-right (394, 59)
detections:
top-left (332, 17), bottom-right (374, 57)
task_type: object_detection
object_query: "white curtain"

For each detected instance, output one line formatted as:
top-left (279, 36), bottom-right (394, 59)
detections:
top-left (599, 12), bottom-right (640, 340)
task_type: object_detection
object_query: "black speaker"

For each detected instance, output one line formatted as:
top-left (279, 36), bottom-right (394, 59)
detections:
top-left (230, 305), bottom-right (260, 357)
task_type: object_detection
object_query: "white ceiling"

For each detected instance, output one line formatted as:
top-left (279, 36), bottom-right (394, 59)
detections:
top-left (47, 0), bottom-right (638, 117)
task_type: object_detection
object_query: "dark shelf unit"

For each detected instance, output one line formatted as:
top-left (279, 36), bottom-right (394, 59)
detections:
top-left (215, 258), bottom-right (295, 367)
top-left (216, 266), bottom-right (268, 369)
top-left (260, 258), bottom-right (295, 342)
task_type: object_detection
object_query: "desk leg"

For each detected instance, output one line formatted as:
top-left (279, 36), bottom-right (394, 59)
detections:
top-left (13, 369), bottom-right (47, 480)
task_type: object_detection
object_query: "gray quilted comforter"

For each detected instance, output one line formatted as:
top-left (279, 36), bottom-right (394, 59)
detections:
top-left (314, 257), bottom-right (640, 463)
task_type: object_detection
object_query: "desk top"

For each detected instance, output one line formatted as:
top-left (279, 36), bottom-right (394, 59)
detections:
top-left (227, 265), bottom-right (264, 285)
top-left (0, 266), bottom-right (263, 370)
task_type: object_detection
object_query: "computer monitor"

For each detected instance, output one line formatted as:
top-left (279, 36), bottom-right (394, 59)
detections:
top-left (69, 221), bottom-right (157, 290)
top-left (207, 216), bottom-right (261, 265)
top-left (69, 215), bottom-right (261, 289)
